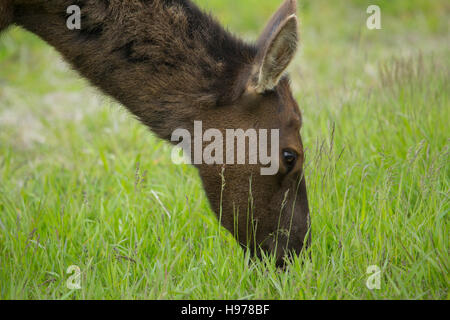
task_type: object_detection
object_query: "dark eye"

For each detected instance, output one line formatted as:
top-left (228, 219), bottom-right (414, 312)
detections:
top-left (282, 149), bottom-right (297, 171)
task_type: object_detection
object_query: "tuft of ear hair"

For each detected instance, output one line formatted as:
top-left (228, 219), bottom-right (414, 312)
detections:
top-left (252, 0), bottom-right (299, 93)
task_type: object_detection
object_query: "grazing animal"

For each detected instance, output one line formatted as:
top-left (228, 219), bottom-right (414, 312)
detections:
top-left (0, 0), bottom-right (310, 266)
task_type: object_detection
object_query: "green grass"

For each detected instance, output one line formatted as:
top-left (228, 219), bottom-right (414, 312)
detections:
top-left (0, 0), bottom-right (448, 299)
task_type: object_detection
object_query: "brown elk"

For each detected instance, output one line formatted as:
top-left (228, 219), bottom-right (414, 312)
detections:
top-left (0, 0), bottom-right (310, 266)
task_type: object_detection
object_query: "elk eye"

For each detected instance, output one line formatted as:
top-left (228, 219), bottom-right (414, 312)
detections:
top-left (283, 149), bottom-right (297, 171)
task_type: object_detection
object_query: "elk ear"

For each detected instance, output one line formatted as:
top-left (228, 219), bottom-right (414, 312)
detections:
top-left (252, 0), bottom-right (298, 93)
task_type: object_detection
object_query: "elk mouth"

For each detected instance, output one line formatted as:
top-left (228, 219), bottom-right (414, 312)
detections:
top-left (257, 228), bottom-right (308, 268)
top-left (255, 176), bottom-right (311, 267)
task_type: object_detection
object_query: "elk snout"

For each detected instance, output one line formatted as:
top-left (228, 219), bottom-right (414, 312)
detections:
top-left (261, 176), bottom-right (310, 267)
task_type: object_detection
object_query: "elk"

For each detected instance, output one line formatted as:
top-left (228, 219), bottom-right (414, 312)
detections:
top-left (0, 0), bottom-right (310, 266)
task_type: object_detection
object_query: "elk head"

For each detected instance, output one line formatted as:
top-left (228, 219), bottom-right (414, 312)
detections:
top-left (181, 0), bottom-right (310, 266)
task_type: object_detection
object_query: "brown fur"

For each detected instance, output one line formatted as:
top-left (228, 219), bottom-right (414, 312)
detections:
top-left (1, 0), bottom-right (310, 266)
top-left (0, 0), bottom-right (14, 32)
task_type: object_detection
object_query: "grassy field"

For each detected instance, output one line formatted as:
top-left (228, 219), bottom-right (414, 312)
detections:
top-left (0, 0), bottom-right (448, 299)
